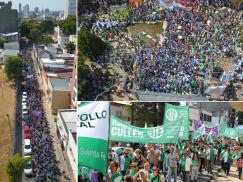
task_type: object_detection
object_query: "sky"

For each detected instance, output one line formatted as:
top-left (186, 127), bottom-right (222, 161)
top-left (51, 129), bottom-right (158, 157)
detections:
top-left (6, 0), bottom-right (65, 11)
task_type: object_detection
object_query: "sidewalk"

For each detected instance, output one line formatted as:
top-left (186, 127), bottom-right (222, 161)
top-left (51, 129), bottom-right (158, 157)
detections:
top-left (213, 166), bottom-right (241, 182)
top-left (31, 51), bottom-right (75, 182)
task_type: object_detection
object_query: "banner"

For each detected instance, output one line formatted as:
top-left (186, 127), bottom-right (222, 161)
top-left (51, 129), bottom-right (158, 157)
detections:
top-left (193, 120), bottom-right (218, 136)
top-left (77, 102), bottom-right (109, 174)
top-left (164, 104), bottom-right (189, 140)
top-left (110, 115), bottom-right (186, 144)
top-left (219, 126), bottom-right (240, 139)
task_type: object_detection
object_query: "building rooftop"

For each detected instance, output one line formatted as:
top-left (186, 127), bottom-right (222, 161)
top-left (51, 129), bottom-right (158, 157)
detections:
top-left (41, 58), bottom-right (65, 64)
top-left (58, 109), bottom-right (76, 133)
top-left (0, 49), bottom-right (19, 57)
top-left (49, 77), bottom-right (70, 91)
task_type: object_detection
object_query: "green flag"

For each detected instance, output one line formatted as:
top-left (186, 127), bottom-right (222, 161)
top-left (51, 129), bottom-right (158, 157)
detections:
top-left (110, 115), bottom-right (185, 144)
top-left (193, 125), bottom-right (205, 140)
top-left (178, 139), bottom-right (183, 152)
top-left (77, 102), bottom-right (110, 174)
top-left (206, 130), bottom-right (213, 144)
top-left (164, 104), bottom-right (189, 140)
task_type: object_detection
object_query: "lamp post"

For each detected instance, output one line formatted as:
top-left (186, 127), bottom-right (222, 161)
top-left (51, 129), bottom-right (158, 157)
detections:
top-left (6, 114), bottom-right (13, 152)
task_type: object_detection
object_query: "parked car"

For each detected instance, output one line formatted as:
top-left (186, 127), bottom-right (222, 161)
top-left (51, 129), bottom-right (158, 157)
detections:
top-left (22, 97), bottom-right (27, 106)
top-left (22, 105), bottom-right (28, 116)
top-left (24, 159), bottom-right (33, 177)
top-left (24, 130), bottom-right (32, 139)
top-left (22, 92), bottom-right (27, 99)
top-left (23, 117), bottom-right (30, 125)
top-left (24, 139), bottom-right (32, 155)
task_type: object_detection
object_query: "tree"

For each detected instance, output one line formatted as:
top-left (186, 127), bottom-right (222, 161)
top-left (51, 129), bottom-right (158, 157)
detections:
top-left (78, 53), bottom-right (90, 100)
top-left (7, 154), bottom-right (31, 182)
top-left (42, 35), bottom-right (53, 45)
top-left (29, 28), bottom-right (42, 43)
top-left (4, 56), bottom-right (23, 83)
top-left (78, 29), bottom-right (107, 59)
top-left (0, 39), bottom-right (7, 48)
top-left (19, 20), bottom-right (40, 38)
top-left (40, 20), bottom-right (55, 34)
top-left (123, 102), bottom-right (180, 127)
top-left (59, 15), bottom-right (76, 36)
top-left (65, 41), bottom-right (76, 54)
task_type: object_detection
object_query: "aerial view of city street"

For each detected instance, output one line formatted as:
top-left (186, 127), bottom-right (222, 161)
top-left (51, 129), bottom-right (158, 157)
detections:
top-left (78, 0), bottom-right (242, 101)
top-left (0, 0), bottom-right (77, 181)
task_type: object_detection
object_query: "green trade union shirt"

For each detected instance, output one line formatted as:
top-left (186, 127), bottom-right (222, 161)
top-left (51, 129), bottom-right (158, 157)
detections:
top-left (111, 172), bottom-right (123, 182)
top-left (120, 156), bottom-right (132, 172)
top-left (192, 159), bottom-right (199, 167)
top-left (148, 173), bottom-right (161, 182)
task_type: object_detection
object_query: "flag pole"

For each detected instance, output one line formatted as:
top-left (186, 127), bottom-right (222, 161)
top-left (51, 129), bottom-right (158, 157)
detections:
top-left (106, 101), bottom-right (111, 174)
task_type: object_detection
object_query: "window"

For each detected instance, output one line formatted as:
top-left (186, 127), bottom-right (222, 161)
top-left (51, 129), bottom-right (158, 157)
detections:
top-left (200, 113), bottom-right (212, 122)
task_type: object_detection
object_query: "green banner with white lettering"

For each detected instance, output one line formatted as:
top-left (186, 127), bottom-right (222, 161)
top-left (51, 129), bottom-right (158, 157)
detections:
top-left (77, 102), bottom-right (109, 174)
top-left (163, 104), bottom-right (189, 140)
top-left (110, 115), bottom-right (187, 144)
top-left (219, 127), bottom-right (240, 139)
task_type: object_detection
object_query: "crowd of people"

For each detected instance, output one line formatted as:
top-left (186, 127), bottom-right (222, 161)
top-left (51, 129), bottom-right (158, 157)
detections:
top-left (80, 137), bottom-right (243, 182)
top-left (20, 49), bottom-right (61, 181)
top-left (79, 0), bottom-right (242, 100)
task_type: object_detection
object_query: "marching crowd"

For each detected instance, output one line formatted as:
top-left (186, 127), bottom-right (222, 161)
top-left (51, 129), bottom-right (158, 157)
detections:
top-left (80, 137), bottom-right (243, 182)
top-left (80, 0), bottom-right (242, 99)
top-left (20, 49), bottom-right (61, 181)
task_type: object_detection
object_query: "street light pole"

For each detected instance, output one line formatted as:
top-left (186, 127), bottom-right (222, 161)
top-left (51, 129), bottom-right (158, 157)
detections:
top-left (6, 114), bottom-right (13, 152)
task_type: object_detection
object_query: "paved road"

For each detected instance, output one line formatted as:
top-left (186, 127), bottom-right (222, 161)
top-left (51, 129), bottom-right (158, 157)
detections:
top-left (13, 83), bottom-right (22, 155)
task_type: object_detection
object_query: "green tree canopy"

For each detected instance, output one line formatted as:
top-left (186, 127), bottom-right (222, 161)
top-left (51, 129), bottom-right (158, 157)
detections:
top-left (77, 53), bottom-right (90, 100)
top-left (19, 20), bottom-right (40, 38)
top-left (78, 29), bottom-right (107, 58)
top-left (7, 154), bottom-right (31, 182)
top-left (29, 28), bottom-right (42, 43)
top-left (65, 41), bottom-right (76, 54)
top-left (59, 15), bottom-right (76, 36)
top-left (42, 35), bottom-right (53, 45)
top-left (40, 20), bottom-right (55, 34)
top-left (4, 56), bottom-right (23, 83)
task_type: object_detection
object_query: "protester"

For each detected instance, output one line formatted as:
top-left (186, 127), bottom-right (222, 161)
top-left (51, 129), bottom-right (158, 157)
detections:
top-left (120, 149), bottom-right (133, 176)
top-left (109, 161), bottom-right (123, 182)
top-left (191, 152), bottom-right (199, 182)
top-left (133, 149), bottom-right (147, 169)
top-left (205, 145), bottom-right (214, 174)
top-left (166, 147), bottom-right (179, 182)
top-left (236, 153), bottom-right (243, 180)
top-left (148, 166), bottom-right (163, 182)
top-left (180, 152), bottom-right (192, 182)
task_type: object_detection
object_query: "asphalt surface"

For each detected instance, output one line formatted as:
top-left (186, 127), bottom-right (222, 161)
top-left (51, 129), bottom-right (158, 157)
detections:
top-left (13, 83), bottom-right (22, 155)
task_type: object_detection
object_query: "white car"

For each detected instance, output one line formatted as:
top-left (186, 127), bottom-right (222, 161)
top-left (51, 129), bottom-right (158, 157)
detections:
top-left (22, 105), bottom-right (28, 116)
top-left (22, 98), bottom-right (27, 106)
top-left (24, 160), bottom-right (33, 177)
top-left (22, 92), bottom-right (27, 99)
top-left (24, 139), bottom-right (32, 155)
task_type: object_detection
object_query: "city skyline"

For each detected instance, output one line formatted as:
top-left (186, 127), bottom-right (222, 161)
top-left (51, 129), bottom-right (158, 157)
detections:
top-left (7, 0), bottom-right (65, 11)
